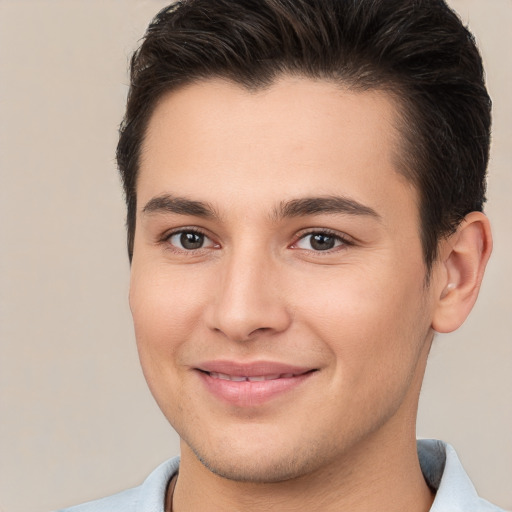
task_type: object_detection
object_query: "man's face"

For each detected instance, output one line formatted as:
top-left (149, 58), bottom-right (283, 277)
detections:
top-left (130, 77), bottom-right (439, 482)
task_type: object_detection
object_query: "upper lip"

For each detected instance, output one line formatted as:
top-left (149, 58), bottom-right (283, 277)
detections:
top-left (196, 360), bottom-right (315, 378)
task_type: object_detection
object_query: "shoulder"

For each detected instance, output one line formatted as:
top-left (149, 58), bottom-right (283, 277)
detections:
top-left (54, 456), bottom-right (180, 512)
top-left (54, 487), bottom-right (140, 512)
top-left (418, 439), bottom-right (505, 512)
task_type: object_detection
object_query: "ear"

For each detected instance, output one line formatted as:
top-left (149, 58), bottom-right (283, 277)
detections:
top-left (431, 212), bottom-right (492, 333)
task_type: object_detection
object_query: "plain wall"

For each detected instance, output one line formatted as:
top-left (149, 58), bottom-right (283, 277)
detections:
top-left (0, 1), bottom-right (510, 511)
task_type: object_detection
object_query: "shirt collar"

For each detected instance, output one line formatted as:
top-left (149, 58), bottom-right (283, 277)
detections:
top-left (418, 439), bottom-right (503, 511)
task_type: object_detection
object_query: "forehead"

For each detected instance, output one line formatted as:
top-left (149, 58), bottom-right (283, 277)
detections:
top-left (138, 76), bottom-right (414, 216)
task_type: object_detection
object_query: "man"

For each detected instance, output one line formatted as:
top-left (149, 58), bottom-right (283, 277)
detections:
top-left (59, 0), bottom-right (502, 510)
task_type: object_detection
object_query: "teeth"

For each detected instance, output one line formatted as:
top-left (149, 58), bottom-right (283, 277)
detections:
top-left (246, 376), bottom-right (265, 382)
top-left (229, 375), bottom-right (247, 382)
top-left (247, 374), bottom-right (281, 382)
top-left (211, 372), bottom-right (246, 381)
top-left (209, 372), bottom-right (296, 382)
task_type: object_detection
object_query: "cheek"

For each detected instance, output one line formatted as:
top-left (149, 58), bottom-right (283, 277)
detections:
top-left (129, 265), bottom-right (208, 369)
top-left (292, 264), bottom-right (431, 371)
top-left (129, 266), bottom-right (210, 419)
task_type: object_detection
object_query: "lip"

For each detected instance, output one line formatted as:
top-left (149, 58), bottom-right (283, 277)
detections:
top-left (195, 360), bottom-right (317, 407)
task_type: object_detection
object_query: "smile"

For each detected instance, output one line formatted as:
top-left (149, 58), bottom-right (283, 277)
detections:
top-left (196, 362), bottom-right (317, 407)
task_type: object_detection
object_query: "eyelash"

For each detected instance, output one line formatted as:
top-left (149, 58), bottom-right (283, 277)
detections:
top-left (160, 227), bottom-right (218, 254)
top-left (159, 227), bottom-right (353, 254)
top-left (291, 229), bottom-right (353, 253)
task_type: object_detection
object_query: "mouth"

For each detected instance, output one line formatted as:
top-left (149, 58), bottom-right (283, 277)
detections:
top-left (205, 371), bottom-right (311, 382)
top-left (195, 362), bottom-right (317, 406)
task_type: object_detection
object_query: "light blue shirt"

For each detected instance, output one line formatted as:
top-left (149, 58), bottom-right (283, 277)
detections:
top-left (56, 439), bottom-right (505, 511)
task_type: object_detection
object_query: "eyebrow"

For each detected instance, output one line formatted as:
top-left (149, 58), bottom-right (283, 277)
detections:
top-left (142, 194), bottom-right (219, 219)
top-left (141, 193), bottom-right (380, 222)
top-left (273, 196), bottom-right (380, 221)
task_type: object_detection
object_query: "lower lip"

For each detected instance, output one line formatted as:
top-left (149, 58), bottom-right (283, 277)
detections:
top-left (198, 371), bottom-right (314, 407)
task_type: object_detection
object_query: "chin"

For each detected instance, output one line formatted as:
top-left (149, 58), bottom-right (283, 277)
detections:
top-left (185, 432), bottom-right (329, 484)
top-left (195, 451), bottom-right (308, 483)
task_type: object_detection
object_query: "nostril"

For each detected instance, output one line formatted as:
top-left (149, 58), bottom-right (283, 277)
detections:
top-left (247, 327), bottom-right (272, 338)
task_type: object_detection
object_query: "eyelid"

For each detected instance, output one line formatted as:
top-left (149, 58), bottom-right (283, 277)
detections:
top-left (161, 226), bottom-right (220, 251)
top-left (290, 228), bottom-right (354, 251)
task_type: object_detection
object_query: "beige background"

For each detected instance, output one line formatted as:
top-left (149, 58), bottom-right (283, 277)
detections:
top-left (0, 1), bottom-right (510, 511)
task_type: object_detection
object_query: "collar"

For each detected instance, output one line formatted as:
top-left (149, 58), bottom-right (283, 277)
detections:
top-left (418, 439), bottom-right (503, 511)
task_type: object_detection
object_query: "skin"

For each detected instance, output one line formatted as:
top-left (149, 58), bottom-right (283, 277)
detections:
top-left (129, 77), bottom-right (492, 511)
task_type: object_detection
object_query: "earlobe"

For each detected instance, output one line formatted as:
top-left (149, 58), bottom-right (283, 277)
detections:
top-left (431, 212), bottom-right (492, 333)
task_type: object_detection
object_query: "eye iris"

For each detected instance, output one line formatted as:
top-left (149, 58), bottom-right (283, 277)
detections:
top-left (180, 232), bottom-right (204, 250)
top-left (310, 233), bottom-right (335, 251)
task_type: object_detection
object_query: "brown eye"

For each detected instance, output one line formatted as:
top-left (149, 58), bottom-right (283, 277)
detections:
top-left (294, 232), bottom-right (345, 251)
top-left (169, 231), bottom-right (208, 250)
top-left (310, 234), bottom-right (336, 251)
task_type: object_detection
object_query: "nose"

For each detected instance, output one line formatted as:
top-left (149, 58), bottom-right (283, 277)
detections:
top-left (205, 249), bottom-right (292, 342)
